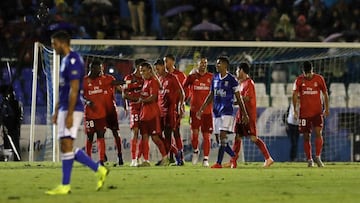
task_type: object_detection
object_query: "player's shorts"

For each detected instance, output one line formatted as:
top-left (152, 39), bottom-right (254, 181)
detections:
top-left (106, 110), bottom-right (119, 131)
top-left (140, 116), bottom-right (161, 136)
top-left (57, 111), bottom-right (83, 139)
top-left (299, 114), bottom-right (323, 134)
top-left (234, 118), bottom-right (257, 136)
top-left (129, 112), bottom-right (140, 129)
top-left (213, 115), bottom-right (235, 134)
top-left (160, 112), bottom-right (177, 130)
top-left (189, 111), bottom-right (213, 133)
top-left (84, 117), bottom-right (107, 134)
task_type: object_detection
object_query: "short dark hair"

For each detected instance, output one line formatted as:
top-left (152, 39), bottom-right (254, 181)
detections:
top-left (217, 56), bottom-right (230, 65)
top-left (238, 62), bottom-right (250, 74)
top-left (140, 62), bottom-right (152, 70)
top-left (135, 58), bottom-right (146, 67)
top-left (51, 31), bottom-right (70, 45)
top-left (165, 54), bottom-right (175, 61)
top-left (302, 61), bottom-right (313, 73)
top-left (89, 60), bottom-right (102, 69)
top-left (154, 58), bottom-right (165, 66)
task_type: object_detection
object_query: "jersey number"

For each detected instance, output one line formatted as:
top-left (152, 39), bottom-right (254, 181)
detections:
top-left (299, 119), bottom-right (306, 127)
top-left (86, 120), bottom-right (95, 128)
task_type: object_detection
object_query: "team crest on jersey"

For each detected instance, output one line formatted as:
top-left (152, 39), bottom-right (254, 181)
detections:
top-left (207, 78), bottom-right (211, 83)
top-left (99, 80), bottom-right (102, 85)
top-left (163, 80), bottom-right (168, 87)
top-left (70, 58), bottom-right (76, 65)
top-left (314, 82), bottom-right (318, 87)
top-left (224, 81), bottom-right (228, 87)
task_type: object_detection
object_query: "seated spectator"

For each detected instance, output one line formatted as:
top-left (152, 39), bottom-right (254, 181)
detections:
top-left (274, 14), bottom-right (295, 41)
top-left (295, 15), bottom-right (312, 41)
top-left (255, 19), bottom-right (273, 41)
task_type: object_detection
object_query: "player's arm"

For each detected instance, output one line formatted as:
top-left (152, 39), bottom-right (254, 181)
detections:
top-left (292, 90), bottom-right (299, 119)
top-left (66, 79), bottom-right (80, 128)
top-left (52, 102), bottom-right (59, 124)
top-left (234, 91), bottom-right (249, 124)
top-left (196, 90), bottom-right (214, 119)
top-left (138, 94), bottom-right (157, 103)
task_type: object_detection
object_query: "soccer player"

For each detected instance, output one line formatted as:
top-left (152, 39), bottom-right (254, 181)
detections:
top-left (46, 31), bottom-right (108, 195)
top-left (83, 61), bottom-right (108, 165)
top-left (122, 58), bottom-right (146, 167)
top-left (138, 62), bottom-right (169, 166)
top-left (197, 56), bottom-right (249, 169)
top-left (164, 54), bottom-right (186, 164)
top-left (293, 61), bottom-right (329, 167)
top-left (230, 62), bottom-right (274, 168)
top-left (154, 58), bottom-right (183, 165)
top-left (101, 64), bottom-right (124, 166)
top-left (183, 56), bottom-right (213, 167)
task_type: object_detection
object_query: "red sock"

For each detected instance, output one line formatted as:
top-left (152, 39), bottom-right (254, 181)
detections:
top-left (174, 133), bottom-right (183, 151)
top-left (255, 138), bottom-right (270, 160)
top-left (304, 139), bottom-right (312, 160)
top-left (153, 137), bottom-right (167, 157)
top-left (191, 132), bottom-right (199, 150)
top-left (142, 139), bottom-right (149, 160)
top-left (203, 133), bottom-right (211, 157)
top-left (233, 138), bottom-right (242, 160)
top-left (85, 140), bottom-right (92, 157)
top-left (137, 139), bottom-right (143, 159)
top-left (315, 136), bottom-right (323, 157)
top-left (97, 138), bottom-right (106, 162)
top-left (131, 138), bottom-right (137, 159)
top-left (114, 135), bottom-right (122, 154)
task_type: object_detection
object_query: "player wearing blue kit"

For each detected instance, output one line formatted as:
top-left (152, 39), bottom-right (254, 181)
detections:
top-left (197, 56), bottom-right (249, 168)
top-left (46, 31), bottom-right (109, 195)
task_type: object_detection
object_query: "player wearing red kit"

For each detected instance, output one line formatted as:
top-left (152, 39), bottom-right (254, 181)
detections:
top-left (183, 56), bottom-right (213, 167)
top-left (164, 54), bottom-right (186, 163)
top-left (138, 62), bottom-right (169, 166)
top-left (228, 62), bottom-right (273, 168)
top-left (122, 58), bottom-right (146, 167)
top-left (83, 61), bottom-right (109, 165)
top-left (154, 58), bottom-right (184, 165)
top-left (293, 61), bottom-right (329, 167)
top-left (102, 72), bottom-right (123, 166)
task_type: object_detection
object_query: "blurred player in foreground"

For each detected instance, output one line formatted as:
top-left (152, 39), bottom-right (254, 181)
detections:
top-left (46, 31), bottom-right (108, 195)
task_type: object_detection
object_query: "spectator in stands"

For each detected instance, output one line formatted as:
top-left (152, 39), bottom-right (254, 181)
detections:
top-left (295, 15), bottom-right (312, 41)
top-left (274, 14), bottom-right (295, 41)
top-left (255, 18), bottom-right (273, 41)
top-left (128, 0), bottom-right (146, 36)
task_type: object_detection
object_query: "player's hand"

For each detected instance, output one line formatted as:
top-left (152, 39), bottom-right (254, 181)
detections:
top-left (52, 113), bottom-right (58, 124)
top-left (324, 109), bottom-right (330, 118)
top-left (65, 114), bottom-right (73, 129)
top-left (85, 99), bottom-right (93, 107)
top-left (242, 114), bottom-right (249, 124)
top-left (294, 109), bottom-right (299, 120)
top-left (196, 110), bottom-right (202, 120)
top-left (179, 103), bottom-right (185, 118)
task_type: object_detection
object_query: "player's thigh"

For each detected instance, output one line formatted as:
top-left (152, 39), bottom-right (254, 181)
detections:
top-left (200, 113), bottom-right (213, 134)
top-left (299, 117), bottom-right (312, 134)
top-left (85, 117), bottom-right (107, 134)
top-left (189, 111), bottom-right (201, 130)
top-left (58, 111), bottom-right (84, 139)
top-left (106, 112), bottom-right (119, 130)
top-left (213, 117), bottom-right (221, 135)
top-left (140, 117), bottom-right (161, 136)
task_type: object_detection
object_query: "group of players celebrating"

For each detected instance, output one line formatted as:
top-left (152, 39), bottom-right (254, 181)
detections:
top-left (83, 53), bottom-right (279, 169)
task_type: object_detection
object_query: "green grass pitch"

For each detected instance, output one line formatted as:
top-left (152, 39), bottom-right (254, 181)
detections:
top-left (0, 162), bottom-right (359, 203)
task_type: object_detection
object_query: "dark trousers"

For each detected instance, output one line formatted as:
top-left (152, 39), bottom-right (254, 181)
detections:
top-left (286, 123), bottom-right (299, 161)
top-left (3, 124), bottom-right (21, 161)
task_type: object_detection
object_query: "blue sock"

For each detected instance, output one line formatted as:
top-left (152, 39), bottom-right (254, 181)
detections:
top-left (217, 145), bottom-right (225, 164)
top-left (225, 143), bottom-right (235, 157)
top-left (74, 148), bottom-right (98, 171)
top-left (61, 152), bottom-right (74, 185)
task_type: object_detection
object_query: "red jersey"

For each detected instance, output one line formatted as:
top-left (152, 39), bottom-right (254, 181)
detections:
top-left (102, 74), bottom-right (117, 113)
top-left (294, 73), bottom-right (327, 118)
top-left (171, 69), bottom-right (187, 101)
top-left (183, 72), bottom-right (213, 114)
top-left (236, 78), bottom-right (257, 123)
top-left (123, 73), bottom-right (144, 114)
top-left (83, 76), bottom-right (107, 119)
top-left (140, 76), bottom-right (161, 121)
top-left (158, 73), bottom-right (181, 117)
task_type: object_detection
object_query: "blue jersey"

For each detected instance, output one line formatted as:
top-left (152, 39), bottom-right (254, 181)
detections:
top-left (58, 51), bottom-right (84, 111)
top-left (211, 73), bottom-right (239, 117)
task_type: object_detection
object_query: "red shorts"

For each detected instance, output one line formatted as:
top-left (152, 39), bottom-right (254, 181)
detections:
top-left (106, 110), bottom-right (119, 131)
top-left (129, 112), bottom-right (140, 129)
top-left (189, 111), bottom-right (213, 133)
top-left (160, 112), bottom-right (177, 130)
top-left (234, 119), bottom-right (257, 136)
top-left (299, 114), bottom-right (323, 134)
top-left (140, 116), bottom-right (161, 136)
top-left (84, 117), bottom-right (107, 134)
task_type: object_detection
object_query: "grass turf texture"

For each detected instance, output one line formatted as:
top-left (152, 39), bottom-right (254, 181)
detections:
top-left (0, 162), bottom-right (359, 203)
